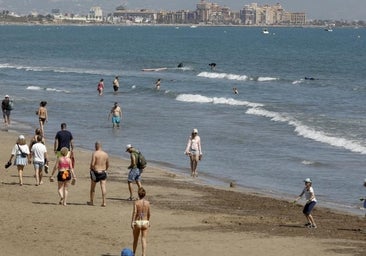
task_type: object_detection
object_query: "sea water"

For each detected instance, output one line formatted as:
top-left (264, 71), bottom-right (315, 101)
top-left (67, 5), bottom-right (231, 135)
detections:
top-left (1, 25), bottom-right (366, 215)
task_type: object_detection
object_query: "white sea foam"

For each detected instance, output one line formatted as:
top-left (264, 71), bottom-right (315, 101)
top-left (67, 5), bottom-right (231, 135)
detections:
top-left (176, 94), bottom-right (263, 108)
top-left (301, 160), bottom-right (315, 165)
top-left (26, 86), bottom-right (70, 93)
top-left (26, 86), bottom-right (42, 90)
top-left (197, 72), bottom-right (248, 81)
top-left (45, 88), bottom-right (70, 93)
top-left (257, 77), bottom-right (278, 82)
top-left (292, 79), bottom-right (304, 85)
top-left (246, 107), bottom-right (366, 154)
top-left (0, 62), bottom-right (114, 76)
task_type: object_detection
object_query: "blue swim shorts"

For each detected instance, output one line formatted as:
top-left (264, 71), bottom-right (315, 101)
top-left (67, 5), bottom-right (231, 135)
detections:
top-left (303, 201), bottom-right (316, 215)
top-left (112, 116), bottom-right (121, 124)
top-left (128, 168), bottom-right (141, 182)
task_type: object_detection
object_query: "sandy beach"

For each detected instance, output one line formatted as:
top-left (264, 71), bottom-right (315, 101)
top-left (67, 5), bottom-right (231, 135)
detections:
top-left (0, 129), bottom-right (365, 256)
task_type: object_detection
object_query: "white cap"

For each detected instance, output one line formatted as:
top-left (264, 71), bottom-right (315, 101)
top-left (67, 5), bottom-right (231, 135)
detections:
top-left (192, 128), bottom-right (198, 134)
top-left (18, 135), bottom-right (25, 140)
top-left (304, 178), bottom-right (312, 183)
top-left (125, 144), bottom-right (132, 152)
top-left (5, 95), bottom-right (9, 98)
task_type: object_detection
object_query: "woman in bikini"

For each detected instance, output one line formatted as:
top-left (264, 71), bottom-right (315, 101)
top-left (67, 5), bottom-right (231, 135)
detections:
top-left (50, 147), bottom-right (76, 206)
top-left (131, 187), bottom-right (151, 256)
top-left (37, 101), bottom-right (48, 136)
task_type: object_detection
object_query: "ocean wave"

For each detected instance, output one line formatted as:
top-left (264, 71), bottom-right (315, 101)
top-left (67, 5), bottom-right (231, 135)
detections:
top-left (246, 107), bottom-right (366, 154)
top-left (292, 79), bottom-right (304, 85)
top-left (26, 86), bottom-right (42, 90)
top-left (0, 62), bottom-right (115, 76)
top-left (197, 72), bottom-right (248, 81)
top-left (197, 72), bottom-right (279, 82)
top-left (26, 86), bottom-right (70, 93)
top-left (255, 77), bottom-right (279, 82)
top-left (176, 94), bottom-right (263, 108)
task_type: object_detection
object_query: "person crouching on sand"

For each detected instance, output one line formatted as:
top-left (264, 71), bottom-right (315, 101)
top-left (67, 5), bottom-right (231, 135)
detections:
top-left (294, 178), bottom-right (317, 228)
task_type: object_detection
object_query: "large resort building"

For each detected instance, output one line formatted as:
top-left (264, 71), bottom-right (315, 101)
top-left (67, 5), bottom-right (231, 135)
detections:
top-left (112, 1), bottom-right (306, 25)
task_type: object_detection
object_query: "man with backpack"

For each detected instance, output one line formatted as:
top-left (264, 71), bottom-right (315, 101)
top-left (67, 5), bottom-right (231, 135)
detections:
top-left (1, 95), bottom-right (12, 126)
top-left (125, 144), bottom-right (146, 201)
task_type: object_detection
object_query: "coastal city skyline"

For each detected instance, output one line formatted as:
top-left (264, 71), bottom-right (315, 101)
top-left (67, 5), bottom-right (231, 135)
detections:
top-left (0, 0), bottom-right (366, 21)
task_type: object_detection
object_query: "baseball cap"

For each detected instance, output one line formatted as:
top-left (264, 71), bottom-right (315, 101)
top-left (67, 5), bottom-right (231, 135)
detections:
top-left (304, 178), bottom-right (312, 183)
top-left (18, 135), bottom-right (25, 140)
top-left (125, 144), bottom-right (132, 152)
top-left (5, 95), bottom-right (9, 98)
top-left (192, 128), bottom-right (198, 134)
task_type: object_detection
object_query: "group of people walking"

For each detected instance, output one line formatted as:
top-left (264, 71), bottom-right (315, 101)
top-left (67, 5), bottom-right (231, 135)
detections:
top-left (4, 122), bottom-right (151, 256)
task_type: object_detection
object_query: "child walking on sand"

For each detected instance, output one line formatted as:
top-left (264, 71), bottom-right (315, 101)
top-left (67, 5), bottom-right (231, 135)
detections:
top-left (294, 178), bottom-right (317, 228)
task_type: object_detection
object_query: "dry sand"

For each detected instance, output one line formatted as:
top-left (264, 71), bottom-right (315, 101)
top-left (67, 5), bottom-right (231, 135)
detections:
top-left (0, 130), bottom-right (365, 256)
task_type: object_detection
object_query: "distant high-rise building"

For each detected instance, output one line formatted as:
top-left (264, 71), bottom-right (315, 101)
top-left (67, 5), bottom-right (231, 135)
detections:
top-left (88, 6), bottom-right (103, 21)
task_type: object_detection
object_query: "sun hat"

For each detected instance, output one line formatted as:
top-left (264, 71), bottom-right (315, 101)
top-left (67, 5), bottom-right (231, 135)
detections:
top-left (121, 248), bottom-right (134, 256)
top-left (192, 128), bottom-right (198, 134)
top-left (18, 135), bottom-right (25, 140)
top-left (304, 178), bottom-right (312, 183)
top-left (125, 144), bottom-right (132, 152)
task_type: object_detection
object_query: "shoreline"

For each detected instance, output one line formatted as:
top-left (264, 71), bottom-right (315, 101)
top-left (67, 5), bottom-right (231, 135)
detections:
top-left (3, 119), bottom-right (365, 218)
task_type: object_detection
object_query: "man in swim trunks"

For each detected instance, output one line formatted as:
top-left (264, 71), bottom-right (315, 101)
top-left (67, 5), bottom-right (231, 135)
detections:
top-left (108, 102), bottom-right (122, 128)
top-left (113, 76), bottom-right (120, 92)
top-left (88, 141), bottom-right (109, 207)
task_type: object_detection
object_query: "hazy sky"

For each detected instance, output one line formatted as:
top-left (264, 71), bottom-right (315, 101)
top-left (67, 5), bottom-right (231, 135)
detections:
top-left (0, 0), bottom-right (365, 20)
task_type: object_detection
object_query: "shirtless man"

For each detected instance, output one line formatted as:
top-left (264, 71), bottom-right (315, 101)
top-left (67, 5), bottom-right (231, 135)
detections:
top-left (88, 141), bottom-right (109, 207)
top-left (108, 102), bottom-right (122, 128)
top-left (113, 76), bottom-right (120, 93)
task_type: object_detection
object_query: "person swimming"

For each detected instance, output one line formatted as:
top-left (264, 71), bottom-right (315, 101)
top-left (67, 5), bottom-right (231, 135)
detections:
top-left (208, 63), bottom-right (216, 70)
top-left (305, 77), bottom-right (317, 80)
